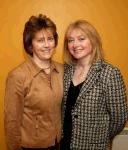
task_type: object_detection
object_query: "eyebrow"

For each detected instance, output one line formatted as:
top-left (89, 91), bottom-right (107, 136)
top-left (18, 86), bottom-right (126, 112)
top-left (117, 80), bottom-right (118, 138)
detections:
top-left (68, 35), bottom-right (85, 38)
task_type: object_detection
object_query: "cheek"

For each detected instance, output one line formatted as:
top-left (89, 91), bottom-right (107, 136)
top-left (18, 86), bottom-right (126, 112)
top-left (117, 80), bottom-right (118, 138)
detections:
top-left (84, 41), bottom-right (92, 52)
top-left (32, 42), bottom-right (38, 49)
top-left (88, 44), bottom-right (93, 53)
top-left (33, 43), bottom-right (42, 50)
top-left (68, 43), bottom-right (73, 51)
top-left (51, 42), bottom-right (56, 48)
top-left (67, 44), bottom-right (72, 50)
top-left (68, 49), bottom-right (74, 56)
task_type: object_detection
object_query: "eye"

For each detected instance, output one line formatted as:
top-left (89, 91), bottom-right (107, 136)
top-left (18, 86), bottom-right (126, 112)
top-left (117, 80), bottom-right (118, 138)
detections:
top-left (79, 37), bottom-right (85, 41)
top-left (68, 39), bottom-right (74, 43)
top-left (48, 37), bottom-right (54, 41)
top-left (37, 38), bottom-right (44, 42)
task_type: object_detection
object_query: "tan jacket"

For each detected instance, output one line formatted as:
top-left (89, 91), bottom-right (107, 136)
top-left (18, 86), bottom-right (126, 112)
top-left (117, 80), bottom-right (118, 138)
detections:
top-left (4, 58), bottom-right (63, 150)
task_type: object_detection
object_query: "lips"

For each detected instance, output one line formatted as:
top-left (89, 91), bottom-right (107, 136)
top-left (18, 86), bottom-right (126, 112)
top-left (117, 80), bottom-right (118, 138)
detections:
top-left (74, 49), bottom-right (83, 53)
top-left (40, 49), bottom-right (51, 53)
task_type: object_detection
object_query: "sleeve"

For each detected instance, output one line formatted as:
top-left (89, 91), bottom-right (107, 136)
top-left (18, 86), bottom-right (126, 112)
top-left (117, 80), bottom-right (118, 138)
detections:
top-left (4, 71), bottom-right (24, 150)
top-left (106, 67), bottom-right (128, 140)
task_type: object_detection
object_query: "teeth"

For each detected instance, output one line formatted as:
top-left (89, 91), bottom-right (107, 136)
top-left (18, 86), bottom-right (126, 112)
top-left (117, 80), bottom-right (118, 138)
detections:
top-left (74, 48), bottom-right (82, 50)
top-left (74, 49), bottom-right (82, 51)
top-left (42, 50), bottom-right (50, 52)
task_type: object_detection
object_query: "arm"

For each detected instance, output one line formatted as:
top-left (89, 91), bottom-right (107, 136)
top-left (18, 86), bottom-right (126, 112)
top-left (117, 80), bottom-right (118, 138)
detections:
top-left (4, 71), bottom-right (24, 150)
top-left (106, 67), bottom-right (128, 140)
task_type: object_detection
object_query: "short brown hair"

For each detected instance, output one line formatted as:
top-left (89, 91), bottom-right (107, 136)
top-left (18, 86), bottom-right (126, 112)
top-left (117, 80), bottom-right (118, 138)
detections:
top-left (23, 14), bottom-right (58, 56)
top-left (64, 20), bottom-right (104, 64)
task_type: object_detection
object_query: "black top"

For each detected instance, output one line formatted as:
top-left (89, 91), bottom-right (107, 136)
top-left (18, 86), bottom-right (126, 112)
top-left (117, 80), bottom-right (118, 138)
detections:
top-left (60, 81), bottom-right (84, 150)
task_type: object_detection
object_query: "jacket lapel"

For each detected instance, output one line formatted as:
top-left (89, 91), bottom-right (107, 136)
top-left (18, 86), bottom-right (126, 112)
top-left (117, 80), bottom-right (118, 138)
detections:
top-left (64, 64), bottom-right (74, 91)
top-left (63, 64), bottom-right (74, 105)
top-left (74, 60), bottom-right (103, 108)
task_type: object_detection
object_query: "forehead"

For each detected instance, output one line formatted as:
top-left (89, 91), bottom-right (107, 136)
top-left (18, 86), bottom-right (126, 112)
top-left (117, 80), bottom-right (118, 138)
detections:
top-left (34, 29), bottom-right (53, 38)
top-left (67, 28), bottom-right (86, 38)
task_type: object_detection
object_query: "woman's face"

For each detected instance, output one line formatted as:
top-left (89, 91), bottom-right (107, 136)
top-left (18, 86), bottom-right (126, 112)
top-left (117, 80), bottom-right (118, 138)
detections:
top-left (32, 29), bottom-right (55, 61)
top-left (67, 28), bottom-right (93, 61)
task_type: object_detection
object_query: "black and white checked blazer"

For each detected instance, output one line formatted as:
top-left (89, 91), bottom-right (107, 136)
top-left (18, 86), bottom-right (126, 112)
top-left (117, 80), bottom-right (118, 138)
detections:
top-left (62, 60), bottom-right (128, 150)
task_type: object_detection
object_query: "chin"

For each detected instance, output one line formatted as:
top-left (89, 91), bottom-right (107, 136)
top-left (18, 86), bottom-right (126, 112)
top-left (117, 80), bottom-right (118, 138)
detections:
top-left (43, 58), bottom-right (51, 60)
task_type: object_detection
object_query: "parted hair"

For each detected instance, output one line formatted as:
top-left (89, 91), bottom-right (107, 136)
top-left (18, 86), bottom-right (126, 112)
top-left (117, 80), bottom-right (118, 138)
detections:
top-left (23, 14), bottom-right (58, 56)
top-left (64, 20), bottom-right (104, 64)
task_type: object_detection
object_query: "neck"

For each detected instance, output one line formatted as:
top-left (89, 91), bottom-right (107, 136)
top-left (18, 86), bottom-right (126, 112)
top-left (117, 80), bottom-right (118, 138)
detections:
top-left (76, 56), bottom-right (91, 69)
top-left (32, 56), bottom-right (51, 69)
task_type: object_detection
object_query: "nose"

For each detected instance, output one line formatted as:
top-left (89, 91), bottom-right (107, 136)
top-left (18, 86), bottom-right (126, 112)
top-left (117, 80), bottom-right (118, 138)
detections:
top-left (43, 39), bottom-right (50, 47)
top-left (73, 39), bottom-right (79, 48)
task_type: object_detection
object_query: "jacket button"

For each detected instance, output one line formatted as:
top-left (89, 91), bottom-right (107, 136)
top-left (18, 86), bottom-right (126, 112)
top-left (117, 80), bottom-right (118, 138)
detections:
top-left (74, 115), bottom-right (78, 118)
top-left (35, 124), bottom-right (39, 129)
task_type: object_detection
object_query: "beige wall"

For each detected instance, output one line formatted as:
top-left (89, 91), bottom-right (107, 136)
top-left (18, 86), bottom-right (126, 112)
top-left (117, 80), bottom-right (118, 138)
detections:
top-left (0, 0), bottom-right (128, 149)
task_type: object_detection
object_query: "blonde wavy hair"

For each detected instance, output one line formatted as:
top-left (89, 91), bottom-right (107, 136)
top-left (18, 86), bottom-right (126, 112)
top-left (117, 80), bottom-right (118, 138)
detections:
top-left (64, 20), bottom-right (104, 65)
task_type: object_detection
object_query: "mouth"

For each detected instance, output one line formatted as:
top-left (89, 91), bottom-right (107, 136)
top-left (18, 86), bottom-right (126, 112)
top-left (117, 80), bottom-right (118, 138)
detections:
top-left (74, 49), bottom-right (83, 52)
top-left (41, 49), bottom-right (51, 52)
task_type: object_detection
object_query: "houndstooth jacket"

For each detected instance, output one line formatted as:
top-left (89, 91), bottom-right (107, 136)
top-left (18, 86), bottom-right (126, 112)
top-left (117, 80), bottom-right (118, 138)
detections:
top-left (62, 60), bottom-right (128, 150)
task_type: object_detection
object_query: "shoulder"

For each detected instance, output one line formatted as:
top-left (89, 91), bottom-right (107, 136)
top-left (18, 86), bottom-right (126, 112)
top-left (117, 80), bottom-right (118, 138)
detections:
top-left (53, 61), bottom-right (63, 69)
top-left (7, 59), bottom-right (30, 82)
top-left (64, 63), bottom-right (73, 71)
top-left (53, 61), bottom-right (64, 74)
top-left (101, 61), bottom-right (122, 75)
top-left (64, 64), bottom-right (74, 77)
top-left (100, 61), bottom-right (123, 83)
top-left (64, 63), bottom-right (71, 68)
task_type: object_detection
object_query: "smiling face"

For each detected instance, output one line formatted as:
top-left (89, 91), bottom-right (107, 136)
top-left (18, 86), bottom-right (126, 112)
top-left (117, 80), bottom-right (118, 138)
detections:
top-left (32, 29), bottom-right (55, 61)
top-left (67, 28), bottom-right (93, 62)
